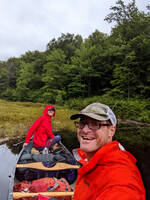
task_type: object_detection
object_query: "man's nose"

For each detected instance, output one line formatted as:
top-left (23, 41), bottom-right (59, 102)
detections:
top-left (82, 124), bottom-right (90, 132)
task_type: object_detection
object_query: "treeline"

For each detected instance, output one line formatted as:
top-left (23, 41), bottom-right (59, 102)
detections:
top-left (0, 0), bottom-right (150, 104)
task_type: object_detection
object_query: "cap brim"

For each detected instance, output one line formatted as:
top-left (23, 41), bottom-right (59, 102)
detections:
top-left (70, 113), bottom-right (109, 121)
top-left (70, 114), bottom-right (84, 120)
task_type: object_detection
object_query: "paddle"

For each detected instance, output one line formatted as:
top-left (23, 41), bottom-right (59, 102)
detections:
top-left (13, 140), bottom-right (24, 147)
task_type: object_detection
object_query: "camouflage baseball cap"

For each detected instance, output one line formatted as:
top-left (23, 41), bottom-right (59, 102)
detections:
top-left (70, 102), bottom-right (117, 125)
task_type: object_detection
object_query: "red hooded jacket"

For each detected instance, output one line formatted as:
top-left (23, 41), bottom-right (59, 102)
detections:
top-left (25, 105), bottom-right (55, 148)
top-left (73, 141), bottom-right (145, 200)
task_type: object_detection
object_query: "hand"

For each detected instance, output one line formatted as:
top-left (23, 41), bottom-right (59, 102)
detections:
top-left (23, 142), bottom-right (28, 148)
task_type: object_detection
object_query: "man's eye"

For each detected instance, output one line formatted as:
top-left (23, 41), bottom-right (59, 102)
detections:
top-left (90, 122), bottom-right (98, 126)
top-left (80, 121), bottom-right (86, 125)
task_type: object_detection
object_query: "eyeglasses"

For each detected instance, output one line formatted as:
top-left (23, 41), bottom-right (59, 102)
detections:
top-left (74, 121), bottom-right (111, 130)
top-left (48, 109), bottom-right (55, 112)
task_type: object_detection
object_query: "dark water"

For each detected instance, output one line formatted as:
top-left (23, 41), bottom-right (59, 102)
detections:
top-left (0, 127), bottom-right (149, 200)
top-left (115, 127), bottom-right (150, 199)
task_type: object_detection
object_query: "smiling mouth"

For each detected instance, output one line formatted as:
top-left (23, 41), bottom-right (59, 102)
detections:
top-left (82, 136), bottom-right (95, 140)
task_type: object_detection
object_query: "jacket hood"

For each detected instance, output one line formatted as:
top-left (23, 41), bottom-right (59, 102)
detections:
top-left (43, 105), bottom-right (55, 117)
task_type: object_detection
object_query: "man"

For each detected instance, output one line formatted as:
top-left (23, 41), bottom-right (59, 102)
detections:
top-left (70, 102), bottom-right (145, 200)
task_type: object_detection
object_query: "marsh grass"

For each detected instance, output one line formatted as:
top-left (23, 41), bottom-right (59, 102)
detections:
top-left (0, 99), bottom-right (77, 140)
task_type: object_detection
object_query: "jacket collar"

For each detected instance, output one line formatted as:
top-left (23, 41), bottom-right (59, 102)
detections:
top-left (78, 141), bottom-right (137, 176)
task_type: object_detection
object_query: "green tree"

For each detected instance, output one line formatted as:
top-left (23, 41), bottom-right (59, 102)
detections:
top-left (4, 57), bottom-right (22, 89)
top-left (69, 30), bottom-right (113, 98)
top-left (105, 0), bottom-right (150, 98)
top-left (0, 62), bottom-right (9, 96)
top-left (15, 51), bottom-right (46, 101)
top-left (46, 33), bottom-right (83, 62)
top-left (41, 49), bottom-right (67, 103)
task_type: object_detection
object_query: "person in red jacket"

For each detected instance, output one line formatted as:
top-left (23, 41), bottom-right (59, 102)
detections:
top-left (70, 102), bottom-right (145, 200)
top-left (23, 105), bottom-right (61, 151)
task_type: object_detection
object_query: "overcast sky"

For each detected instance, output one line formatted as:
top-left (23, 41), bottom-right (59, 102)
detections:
top-left (0, 0), bottom-right (149, 61)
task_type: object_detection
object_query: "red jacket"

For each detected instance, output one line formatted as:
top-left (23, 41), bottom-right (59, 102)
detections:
top-left (73, 141), bottom-right (145, 200)
top-left (25, 105), bottom-right (55, 148)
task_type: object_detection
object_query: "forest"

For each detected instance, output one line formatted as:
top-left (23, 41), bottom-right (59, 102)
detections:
top-left (0, 0), bottom-right (150, 105)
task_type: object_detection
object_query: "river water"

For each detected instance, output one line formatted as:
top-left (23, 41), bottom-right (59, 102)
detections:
top-left (0, 127), bottom-right (149, 199)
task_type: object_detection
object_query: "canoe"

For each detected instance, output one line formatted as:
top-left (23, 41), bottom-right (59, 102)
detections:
top-left (0, 144), bottom-right (22, 200)
top-left (8, 141), bottom-right (80, 200)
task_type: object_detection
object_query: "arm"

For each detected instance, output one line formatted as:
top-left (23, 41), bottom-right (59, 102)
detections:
top-left (25, 117), bottom-right (42, 143)
top-left (46, 119), bottom-right (55, 139)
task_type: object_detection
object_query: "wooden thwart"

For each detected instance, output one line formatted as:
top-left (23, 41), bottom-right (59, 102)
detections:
top-left (16, 162), bottom-right (80, 171)
top-left (13, 191), bottom-right (74, 199)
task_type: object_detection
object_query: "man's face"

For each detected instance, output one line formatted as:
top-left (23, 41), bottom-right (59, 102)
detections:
top-left (77, 116), bottom-right (116, 160)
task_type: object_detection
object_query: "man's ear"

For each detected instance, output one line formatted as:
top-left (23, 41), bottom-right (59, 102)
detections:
top-left (109, 125), bottom-right (116, 137)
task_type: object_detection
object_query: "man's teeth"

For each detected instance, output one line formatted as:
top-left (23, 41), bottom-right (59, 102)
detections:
top-left (82, 136), bottom-right (94, 140)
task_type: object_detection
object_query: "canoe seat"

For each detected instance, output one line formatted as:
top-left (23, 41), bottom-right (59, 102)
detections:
top-left (16, 162), bottom-right (80, 171)
top-left (13, 191), bottom-right (74, 199)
